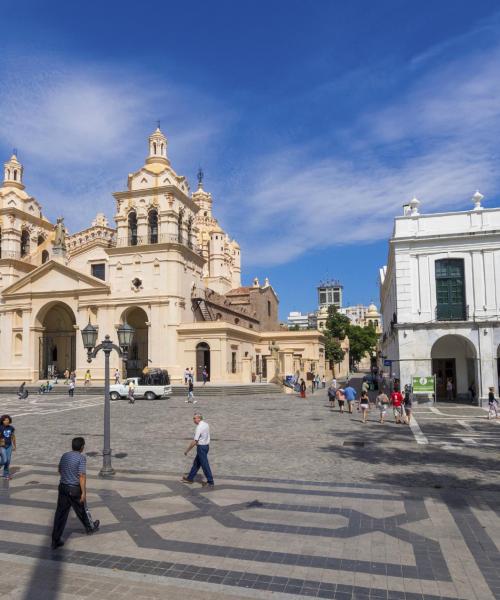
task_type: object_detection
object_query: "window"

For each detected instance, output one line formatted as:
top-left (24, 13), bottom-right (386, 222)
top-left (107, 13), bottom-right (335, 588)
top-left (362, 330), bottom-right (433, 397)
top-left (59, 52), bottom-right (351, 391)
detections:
top-left (128, 211), bottom-right (138, 246)
top-left (435, 258), bottom-right (466, 321)
top-left (148, 209), bottom-right (158, 244)
top-left (20, 229), bottom-right (30, 257)
top-left (333, 291), bottom-right (340, 303)
top-left (41, 250), bottom-right (49, 264)
top-left (37, 235), bottom-right (45, 246)
top-left (91, 263), bottom-right (105, 280)
top-left (268, 300), bottom-right (271, 317)
top-left (231, 352), bottom-right (237, 374)
top-left (319, 290), bottom-right (327, 304)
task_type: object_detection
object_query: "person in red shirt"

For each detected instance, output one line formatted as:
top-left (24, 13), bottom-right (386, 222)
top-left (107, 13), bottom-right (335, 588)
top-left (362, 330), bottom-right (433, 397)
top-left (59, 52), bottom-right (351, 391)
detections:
top-left (390, 389), bottom-right (404, 424)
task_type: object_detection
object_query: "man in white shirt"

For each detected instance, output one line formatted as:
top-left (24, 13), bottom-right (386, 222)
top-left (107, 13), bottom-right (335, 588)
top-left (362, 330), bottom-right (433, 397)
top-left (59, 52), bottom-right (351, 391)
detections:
top-left (182, 413), bottom-right (214, 487)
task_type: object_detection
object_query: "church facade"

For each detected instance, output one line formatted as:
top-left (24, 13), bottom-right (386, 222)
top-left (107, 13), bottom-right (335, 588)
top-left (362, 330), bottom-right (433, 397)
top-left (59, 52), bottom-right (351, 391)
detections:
top-left (0, 128), bottom-right (324, 384)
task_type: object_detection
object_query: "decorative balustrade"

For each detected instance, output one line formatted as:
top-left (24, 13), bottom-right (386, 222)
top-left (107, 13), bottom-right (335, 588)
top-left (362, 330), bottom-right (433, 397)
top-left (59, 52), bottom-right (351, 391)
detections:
top-left (115, 233), bottom-right (201, 255)
top-left (66, 226), bottom-right (116, 251)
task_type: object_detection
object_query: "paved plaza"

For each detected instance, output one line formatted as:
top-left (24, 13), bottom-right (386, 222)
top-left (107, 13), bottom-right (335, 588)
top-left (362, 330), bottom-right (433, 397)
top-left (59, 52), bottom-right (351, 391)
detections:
top-left (1, 380), bottom-right (500, 599)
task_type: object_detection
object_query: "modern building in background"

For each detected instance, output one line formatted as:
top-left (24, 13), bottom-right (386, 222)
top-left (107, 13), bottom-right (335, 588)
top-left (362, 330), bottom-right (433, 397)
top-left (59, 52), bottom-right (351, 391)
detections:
top-left (317, 279), bottom-right (343, 310)
top-left (379, 193), bottom-right (500, 402)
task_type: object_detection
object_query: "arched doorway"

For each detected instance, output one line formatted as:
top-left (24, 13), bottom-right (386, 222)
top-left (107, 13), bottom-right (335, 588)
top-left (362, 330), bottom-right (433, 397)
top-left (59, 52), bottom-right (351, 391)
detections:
top-left (122, 307), bottom-right (148, 377)
top-left (38, 303), bottom-right (76, 379)
top-left (431, 334), bottom-right (477, 401)
top-left (196, 342), bottom-right (210, 382)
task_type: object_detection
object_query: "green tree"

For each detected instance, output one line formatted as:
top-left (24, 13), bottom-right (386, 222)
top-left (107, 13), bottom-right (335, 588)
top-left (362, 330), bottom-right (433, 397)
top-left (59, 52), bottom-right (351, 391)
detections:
top-left (347, 323), bottom-right (378, 367)
top-left (325, 305), bottom-right (351, 340)
top-left (323, 306), bottom-right (350, 375)
top-left (324, 336), bottom-right (345, 375)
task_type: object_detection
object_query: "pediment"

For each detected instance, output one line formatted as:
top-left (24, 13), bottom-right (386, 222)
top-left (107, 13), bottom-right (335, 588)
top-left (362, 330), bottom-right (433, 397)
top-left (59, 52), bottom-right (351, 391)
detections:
top-left (2, 260), bottom-right (110, 297)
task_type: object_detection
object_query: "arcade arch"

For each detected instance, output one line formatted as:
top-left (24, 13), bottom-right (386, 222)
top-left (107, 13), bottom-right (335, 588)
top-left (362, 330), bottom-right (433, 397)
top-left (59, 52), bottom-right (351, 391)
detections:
top-left (431, 334), bottom-right (477, 401)
top-left (37, 302), bottom-right (76, 379)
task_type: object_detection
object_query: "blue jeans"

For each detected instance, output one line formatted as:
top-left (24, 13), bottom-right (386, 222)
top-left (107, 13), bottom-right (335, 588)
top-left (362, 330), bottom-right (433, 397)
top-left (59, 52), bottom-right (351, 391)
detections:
top-left (2, 445), bottom-right (12, 476)
top-left (187, 445), bottom-right (214, 484)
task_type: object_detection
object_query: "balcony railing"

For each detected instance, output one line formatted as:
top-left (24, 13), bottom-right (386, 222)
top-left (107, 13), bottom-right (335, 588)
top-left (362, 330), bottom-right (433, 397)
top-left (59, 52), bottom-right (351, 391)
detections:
top-left (115, 233), bottom-right (201, 254)
top-left (435, 304), bottom-right (469, 321)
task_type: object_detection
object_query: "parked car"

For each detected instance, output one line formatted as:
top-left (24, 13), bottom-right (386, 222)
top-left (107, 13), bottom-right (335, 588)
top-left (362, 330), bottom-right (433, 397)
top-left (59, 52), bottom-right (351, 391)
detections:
top-left (110, 370), bottom-right (172, 401)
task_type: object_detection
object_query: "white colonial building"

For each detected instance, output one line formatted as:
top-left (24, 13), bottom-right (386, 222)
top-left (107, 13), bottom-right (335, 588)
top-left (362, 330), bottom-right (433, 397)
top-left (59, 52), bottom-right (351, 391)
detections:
top-left (379, 193), bottom-right (500, 402)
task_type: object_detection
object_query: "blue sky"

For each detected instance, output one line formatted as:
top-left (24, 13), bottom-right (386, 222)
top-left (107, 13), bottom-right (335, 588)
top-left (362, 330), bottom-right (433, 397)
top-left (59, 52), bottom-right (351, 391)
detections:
top-left (2, 1), bottom-right (500, 318)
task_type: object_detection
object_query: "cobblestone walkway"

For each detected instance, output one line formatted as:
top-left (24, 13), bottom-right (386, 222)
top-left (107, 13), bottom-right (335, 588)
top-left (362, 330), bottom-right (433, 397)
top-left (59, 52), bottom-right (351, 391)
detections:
top-left (0, 381), bottom-right (499, 598)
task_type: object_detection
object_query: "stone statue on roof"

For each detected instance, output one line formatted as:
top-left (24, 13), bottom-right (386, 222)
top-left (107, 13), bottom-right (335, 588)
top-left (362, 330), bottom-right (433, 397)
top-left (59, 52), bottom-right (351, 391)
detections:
top-left (53, 217), bottom-right (66, 249)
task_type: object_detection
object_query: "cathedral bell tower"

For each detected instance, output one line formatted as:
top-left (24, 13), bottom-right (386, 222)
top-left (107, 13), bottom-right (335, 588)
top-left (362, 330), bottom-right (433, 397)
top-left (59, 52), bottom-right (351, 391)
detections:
top-left (3, 153), bottom-right (25, 190)
top-left (146, 126), bottom-right (169, 166)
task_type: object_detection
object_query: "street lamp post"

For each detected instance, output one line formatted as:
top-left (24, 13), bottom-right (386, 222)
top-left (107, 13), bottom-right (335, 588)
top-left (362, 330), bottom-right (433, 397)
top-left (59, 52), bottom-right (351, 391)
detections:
top-left (81, 322), bottom-right (135, 478)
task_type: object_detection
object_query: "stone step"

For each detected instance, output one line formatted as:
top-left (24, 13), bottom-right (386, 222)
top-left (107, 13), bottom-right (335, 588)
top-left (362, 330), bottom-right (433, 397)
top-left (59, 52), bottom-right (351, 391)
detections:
top-left (0, 383), bottom-right (283, 397)
top-left (172, 384), bottom-right (282, 397)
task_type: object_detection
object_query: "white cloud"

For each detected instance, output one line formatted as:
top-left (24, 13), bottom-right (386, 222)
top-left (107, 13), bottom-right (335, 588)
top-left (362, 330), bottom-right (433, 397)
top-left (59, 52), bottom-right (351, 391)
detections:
top-left (230, 42), bottom-right (500, 266)
top-left (0, 57), bottom-right (228, 230)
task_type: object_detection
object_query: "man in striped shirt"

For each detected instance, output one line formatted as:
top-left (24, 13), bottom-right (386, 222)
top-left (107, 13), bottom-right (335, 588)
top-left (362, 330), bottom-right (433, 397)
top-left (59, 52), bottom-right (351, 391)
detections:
top-left (51, 437), bottom-right (99, 549)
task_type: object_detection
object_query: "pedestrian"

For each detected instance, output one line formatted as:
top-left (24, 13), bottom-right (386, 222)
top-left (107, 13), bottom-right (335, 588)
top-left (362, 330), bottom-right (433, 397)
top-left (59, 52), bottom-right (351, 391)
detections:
top-left (446, 378), bottom-right (453, 401)
top-left (468, 382), bottom-right (476, 405)
top-left (315, 374), bottom-right (321, 390)
top-left (68, 380), bottom-right (75, 397)
top-left (53, 367), bottom-right (59, 384)
top-left (0, 415), bottom-right (16, 479)
top-left (299, 378), bottom-right (306, 399)
top-left (51, 437), bottom-right (100, 549)
top-left (71, 371), bottom-right (76, 383)
top-left (390, 388), bottom-right (404, 423)
top-left (128, 380), bottom-right (135, 404)
top-left (359, 390), bottom-right (369, 424)
top-left (202, 366), bottom-right (208, 385)
top-left (64, 369), bottom-right (70, 384)
top-left (336, 388), bottom-right (345, 413)
top-left (182, 413), bottom-right (214, 487)
top-left (17, 382), bottom-right (28, 399)
top-left (327, 382), bottom-right (337, 408)
top-left (84, 369), bottom-right (91, 387)
top-left (185, 379), bottom-right (197, 404)
top-left (189, 367), bottom-right (194, 382)
top-left (321, 375), bottom-right (326, 389)
top-left (331, 377), bottom-right (337, 389)
top-left (361, 379), bottom-right (369, 395)
top-left (488, 387), bottom-right (499, 419)
top-left (184, 367), bottom-right (189, 385)
top-left (114, 369), bottom-right (120, 385)
top-left (343, 383), bottom-right (356, 414)
top-left (376, 390), bottom-right (389, 423)
top-left (403, 384), bottom-right (413, 425)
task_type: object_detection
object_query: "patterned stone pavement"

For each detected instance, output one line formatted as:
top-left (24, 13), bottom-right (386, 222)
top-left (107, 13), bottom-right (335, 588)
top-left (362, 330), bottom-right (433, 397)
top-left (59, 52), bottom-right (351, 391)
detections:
top-left (0, 380), bottom-right (500, 599)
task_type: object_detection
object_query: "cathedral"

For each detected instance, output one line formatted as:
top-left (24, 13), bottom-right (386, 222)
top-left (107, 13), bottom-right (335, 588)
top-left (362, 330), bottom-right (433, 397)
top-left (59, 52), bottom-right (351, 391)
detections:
top-left (0, 128), bottom-right (324, 384)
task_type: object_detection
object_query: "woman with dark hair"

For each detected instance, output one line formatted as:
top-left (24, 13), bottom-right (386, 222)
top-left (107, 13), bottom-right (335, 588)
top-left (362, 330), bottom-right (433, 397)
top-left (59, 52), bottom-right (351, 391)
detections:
top-left (0, 415), bottom-right (16, 479)
top-left (359, 390), bottom-right (370, 424)
top-left (299, 378), bottom-right (306, 399)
